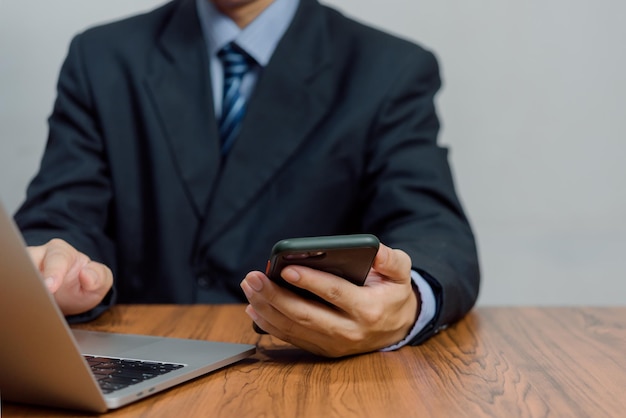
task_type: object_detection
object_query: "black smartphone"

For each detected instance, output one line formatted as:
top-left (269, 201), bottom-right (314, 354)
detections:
top-left (265, 233), bottom-right (380, 301)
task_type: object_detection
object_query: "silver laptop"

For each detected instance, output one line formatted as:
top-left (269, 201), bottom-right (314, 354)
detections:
top-left (0, 202), bottom-right (256, 412)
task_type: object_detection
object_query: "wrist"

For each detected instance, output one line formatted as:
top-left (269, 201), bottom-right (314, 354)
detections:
top-left (380, 270), bottom-right (435, 351)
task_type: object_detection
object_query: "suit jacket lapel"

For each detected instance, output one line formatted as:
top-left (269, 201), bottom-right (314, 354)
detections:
top-left (144, 0), bottom-right (221, 218)
top-left (200, 0), bottom-right (335, 244)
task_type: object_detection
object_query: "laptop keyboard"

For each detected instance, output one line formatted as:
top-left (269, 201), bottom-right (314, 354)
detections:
top-left (84, 355), bottom-right (185, 394)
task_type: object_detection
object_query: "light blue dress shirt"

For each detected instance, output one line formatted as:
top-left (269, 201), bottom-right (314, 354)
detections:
top-left (195, 0), bottom-right (436, 349)
top-left (196, 0), bottom-right (298, 118)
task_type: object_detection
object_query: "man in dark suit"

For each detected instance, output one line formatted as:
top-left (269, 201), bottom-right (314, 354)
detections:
top-left (15, 0), bottom-right (480, 357)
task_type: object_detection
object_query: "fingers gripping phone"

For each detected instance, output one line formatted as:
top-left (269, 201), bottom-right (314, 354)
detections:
top-left (252, 234), bottom-right (380, 334)
top-left (267, 234), bottom-right (380, 293)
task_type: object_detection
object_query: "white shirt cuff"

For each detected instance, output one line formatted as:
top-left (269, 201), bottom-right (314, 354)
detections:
top-left (380, 270), bottom-right (437, 351)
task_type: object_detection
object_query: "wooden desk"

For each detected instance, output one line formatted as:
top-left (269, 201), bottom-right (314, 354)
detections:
top-left (3, 306), bottom-right (625, 417)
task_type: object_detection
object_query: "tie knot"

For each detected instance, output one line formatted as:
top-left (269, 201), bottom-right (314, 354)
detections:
top-left (218, 43), bottom-right (254, 78)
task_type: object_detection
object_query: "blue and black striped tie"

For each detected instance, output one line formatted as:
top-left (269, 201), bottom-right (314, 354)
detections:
top-left (218, 43), bottom-right (254, 156)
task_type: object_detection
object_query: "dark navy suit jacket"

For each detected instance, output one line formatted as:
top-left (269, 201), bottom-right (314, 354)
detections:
top-left (15, 0), bottom-right (480, 344)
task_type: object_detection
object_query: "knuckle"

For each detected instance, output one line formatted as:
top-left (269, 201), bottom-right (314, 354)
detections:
top-left (46, 241), bottom-right (70, 259)
top-left (292, 309), bottom-right (313, 327)
top-left (358, 304), bottom-right (385, 329)
top-left (325, 283), bottom-right (344, 303)
top-left (362, 312), bottom-right (382, 329)
top-left (48, 238), bottom-right (68, 249)
top-left (345, 328), bottom-right (367, 345)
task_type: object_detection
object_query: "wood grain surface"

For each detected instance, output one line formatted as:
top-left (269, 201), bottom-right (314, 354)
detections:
top-left (3, 305), bottom-right (625, 417)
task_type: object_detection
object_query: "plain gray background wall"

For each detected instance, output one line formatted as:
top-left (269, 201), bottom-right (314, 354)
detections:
top-left (1, 0), bottom-right (624, 305)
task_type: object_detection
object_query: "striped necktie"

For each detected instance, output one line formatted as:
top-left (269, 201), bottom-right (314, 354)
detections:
top-left (218, 43), bottom-right (254, 156)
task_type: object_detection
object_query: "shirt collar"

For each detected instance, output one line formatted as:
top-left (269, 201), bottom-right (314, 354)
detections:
top-left (196, 0), bottom-right (299, 66)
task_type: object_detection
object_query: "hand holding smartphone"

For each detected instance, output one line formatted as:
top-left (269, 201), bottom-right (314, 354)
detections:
top-left (252, 234), bottom-right (380, 334)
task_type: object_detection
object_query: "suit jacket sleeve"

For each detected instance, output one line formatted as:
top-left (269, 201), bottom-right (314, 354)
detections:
top-left (14, 34), bottom-right (117, 322)
top-left (359, 47), bottom-right (480, 344)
